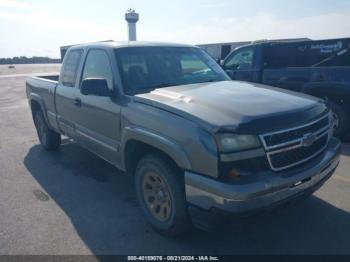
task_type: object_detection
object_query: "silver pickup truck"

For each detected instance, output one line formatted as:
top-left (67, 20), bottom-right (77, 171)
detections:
top-left (26, 41), bottom-right (341, 236)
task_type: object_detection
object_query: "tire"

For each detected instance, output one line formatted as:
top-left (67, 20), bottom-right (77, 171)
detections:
top-left (135, 154), bottom-right (191, 237)
top-left (329, 102), bottom-right (349, 139)
top-left (34, 110), bottom-right (61, 151)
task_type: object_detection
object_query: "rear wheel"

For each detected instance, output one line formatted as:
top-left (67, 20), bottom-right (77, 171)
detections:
top-left (135, 154), bottom-right (191, 237)
top-left (34, 110), bottom-right (61, 151)
top-left (329, 102), bottom-right (349, 139)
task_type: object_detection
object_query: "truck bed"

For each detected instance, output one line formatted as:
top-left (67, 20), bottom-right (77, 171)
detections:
top-left (26, 74), bottom-right (60, 131)
top-left (38, 74), bottom-right (59, 82)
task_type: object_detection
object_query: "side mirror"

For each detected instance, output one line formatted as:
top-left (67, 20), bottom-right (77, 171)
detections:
top-left (81, 78), bottom-right (112, 97)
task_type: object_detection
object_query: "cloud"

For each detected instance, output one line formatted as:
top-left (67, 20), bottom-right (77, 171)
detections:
top-left (143, 10), bottom-right (350, 44)
top-left (0, 0), bottom-right (31, 9)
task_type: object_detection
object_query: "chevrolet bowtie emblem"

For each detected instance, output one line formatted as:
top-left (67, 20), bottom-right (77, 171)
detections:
top-left (301, 133), bottom-right (317, 147)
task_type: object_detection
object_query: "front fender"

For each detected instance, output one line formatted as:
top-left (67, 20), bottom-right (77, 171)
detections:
top-left (302, 82), bottom-right (349, 97)
top-left (302, 82), bottom-right (350, 108)
top-left (120, 126), bottom-right (192, 171)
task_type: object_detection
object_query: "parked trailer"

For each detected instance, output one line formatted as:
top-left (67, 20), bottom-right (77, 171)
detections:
top-left (197, 38), bottom-right (311, 61)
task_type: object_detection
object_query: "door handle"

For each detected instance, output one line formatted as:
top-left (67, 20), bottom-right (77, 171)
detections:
top-left (74, 98), bottom-right (82, 107)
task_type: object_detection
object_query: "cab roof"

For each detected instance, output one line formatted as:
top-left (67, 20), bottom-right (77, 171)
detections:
top-left (69, 41), bottom-right (197, 50)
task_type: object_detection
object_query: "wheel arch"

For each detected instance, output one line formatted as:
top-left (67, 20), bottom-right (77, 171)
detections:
top-left (29, 94), bottom-right (49, 124)
top-left (121, 127), bottom-right (192, 176)
top-left (302, 82), bottom-right (349, 107)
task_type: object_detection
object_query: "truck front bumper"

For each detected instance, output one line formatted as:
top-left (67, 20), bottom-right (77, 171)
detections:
top-left (185, 138), bottom-right (341, 216)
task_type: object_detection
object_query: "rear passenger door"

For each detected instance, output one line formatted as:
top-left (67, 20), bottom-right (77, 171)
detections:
top-left (74, 49), bottom-right (121, 165)
top-left (55, 49), bottom-right (84, 139)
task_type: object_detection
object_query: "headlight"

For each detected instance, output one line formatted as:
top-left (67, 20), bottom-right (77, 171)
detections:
top-left (217, 134), bottom-right (261, 153)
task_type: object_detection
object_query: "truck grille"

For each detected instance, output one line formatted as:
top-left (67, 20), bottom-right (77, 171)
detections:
top-left (260, 114), bottom-right (330, 171)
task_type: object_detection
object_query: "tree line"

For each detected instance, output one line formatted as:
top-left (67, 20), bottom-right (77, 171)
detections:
top-left (0, 56), bottom-right (61, 65)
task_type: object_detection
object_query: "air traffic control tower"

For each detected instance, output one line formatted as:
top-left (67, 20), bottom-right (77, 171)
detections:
top-left (125, 9), bottom-right (139, 41)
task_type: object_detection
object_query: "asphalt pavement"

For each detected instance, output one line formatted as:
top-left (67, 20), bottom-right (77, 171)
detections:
top-left (0, 75), bottom-right (350, 255)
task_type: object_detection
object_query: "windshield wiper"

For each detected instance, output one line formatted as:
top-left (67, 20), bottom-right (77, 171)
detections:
top-left (197, 79), bottom-right (222, 84)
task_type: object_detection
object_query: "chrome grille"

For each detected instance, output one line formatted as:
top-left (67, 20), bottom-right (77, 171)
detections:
top-left (260, 114), bottom-right (330, 171)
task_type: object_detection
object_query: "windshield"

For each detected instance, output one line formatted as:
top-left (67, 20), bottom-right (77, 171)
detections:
top-left (115, 46), bottom-right (230, 94)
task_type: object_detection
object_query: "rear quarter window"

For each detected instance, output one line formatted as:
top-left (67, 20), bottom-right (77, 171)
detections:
top-left (61, 49), bottom-right (83, 87)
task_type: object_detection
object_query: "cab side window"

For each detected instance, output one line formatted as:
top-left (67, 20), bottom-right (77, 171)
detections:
top-left (61, 49), bottom-right (83, 87)
top-left (224, 48), bottom-right (254, 70)
top-left (82, 50), bottom-right (113, 90)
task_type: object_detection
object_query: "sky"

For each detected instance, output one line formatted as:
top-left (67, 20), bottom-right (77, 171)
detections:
top-left (0, 0), bottom-right (349, 58)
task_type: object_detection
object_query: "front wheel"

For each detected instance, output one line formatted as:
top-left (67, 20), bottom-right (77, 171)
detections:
top-left (135, 154), bottom-right (191, 237)
top-left (329, 102), bottom-right (349, 139)
top-left (34, 110), bottom-right (61, 151)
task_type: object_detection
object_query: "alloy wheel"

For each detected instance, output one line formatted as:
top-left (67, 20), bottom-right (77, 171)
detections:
top-left (142, 171), bottom-right (172, 222)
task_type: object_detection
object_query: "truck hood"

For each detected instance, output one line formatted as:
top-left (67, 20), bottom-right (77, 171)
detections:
top-left (135, 81), bottom-right (328, 134)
